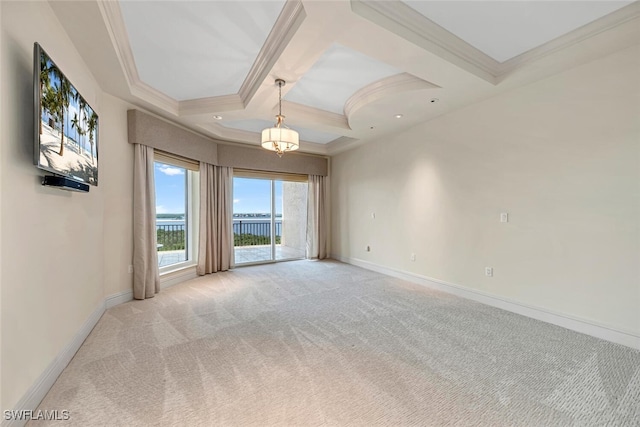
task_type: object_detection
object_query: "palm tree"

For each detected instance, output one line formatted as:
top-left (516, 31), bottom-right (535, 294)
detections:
top-left (70, 112), bottom-right (83, 153)
top-left (38, 53), bottom-right (54, 135)
top-left (46, 65), bottom-right (73, 156)
top-left (44, 80), bottom-right (63, 137)
top-left (87, 111), bottom-right (98, 164)
top-left (42, 86), bottom-right (58, 127)
top-left (78, 97), bottom-right (87, 153)
top-left (69, 88), bottom-right (80, 151)
top-left (56, 76), bottom-right (72, 156)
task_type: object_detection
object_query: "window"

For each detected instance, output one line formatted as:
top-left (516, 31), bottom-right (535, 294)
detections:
top-left (233, 172), bottom-right (307, 265)
top-left (154, 156), bottom-right (199, 271)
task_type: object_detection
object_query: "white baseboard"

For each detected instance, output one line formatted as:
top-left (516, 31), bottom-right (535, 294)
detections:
top-left (4, 268), bottom-right (199, 426)
top-left (105, 290), bottom-right (133, 308)
top-left (331, 254), bottom-right (640, 351)
top-left (2, 302), bottom-right (106, 427)
top-left (160, 266), bottom-right (198, 289)
top-left (104, 267), bottom-right (197, 307)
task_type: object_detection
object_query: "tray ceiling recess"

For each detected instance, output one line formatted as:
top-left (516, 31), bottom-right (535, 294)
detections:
top-left (403, 0), bottom-right (634, 62)
top-left (284, 43), bottom-right (402, 115)
top-left (119, 0), bottom-right (287, 100)
top-left (352, 0), bottom-right (638, 83)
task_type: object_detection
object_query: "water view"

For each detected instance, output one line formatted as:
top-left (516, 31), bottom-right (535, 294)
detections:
top-left (155, 175), bottom-right (307, 267)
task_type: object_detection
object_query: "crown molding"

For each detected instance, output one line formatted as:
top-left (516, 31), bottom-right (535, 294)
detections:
top-left (344, 73), bottom-right (439, 123)
top-left (351, 0), bottom-right (640, 85)
top-left (293, 140), bottom-right (328, 156)
top-left (497, 2), bottom-right (640, 78)
top-left (283, 101), bottom-right (351, 131)
top-left (326, 136), bottom-right (362, 156)
top-left (351, 0), bottom-right (499, 84)
top-left (198, 123), bottom-right (260, 147)
top-left (97, 0), bottom-right (137, 89)
top-left (238, 0), bottom-right (307, 106)
top-left (129, 81), bottom-right (179, 115)
top-left (98, 0), bottom-right (178, 114)
top-left (179, 94), bottom-right (245, 116)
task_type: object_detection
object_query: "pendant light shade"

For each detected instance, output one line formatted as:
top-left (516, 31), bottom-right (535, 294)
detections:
top-left (261, 79), bottom-right (299, 157)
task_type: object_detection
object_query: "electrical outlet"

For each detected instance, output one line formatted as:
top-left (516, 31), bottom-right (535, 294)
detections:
top-left (128, 265), bottom-right (134, 274)
top-left (410, 253), bottom-right (416, 261)
top-left (500, 212), bottom-right (509, 223)
top-left (485, 267), bottom-right (493, 277)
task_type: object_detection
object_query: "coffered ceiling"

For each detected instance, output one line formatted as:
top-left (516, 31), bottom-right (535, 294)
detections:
top-left (50, 0), bottom-right (640, 156)
top-left (119, 0), bottom-right (288, 100)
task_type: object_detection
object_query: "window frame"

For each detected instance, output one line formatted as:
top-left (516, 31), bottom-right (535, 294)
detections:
top-left (232, 172), bottom-right (308, 266)
top-left (154, 155), bottom-right (200, 274)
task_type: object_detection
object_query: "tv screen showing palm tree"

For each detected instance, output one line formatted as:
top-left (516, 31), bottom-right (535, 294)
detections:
top-left (34, 43), bottom-right (98, 186)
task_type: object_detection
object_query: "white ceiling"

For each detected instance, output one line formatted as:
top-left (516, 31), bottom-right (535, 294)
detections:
top-left (119, 0), bottom-right (286, 100)
top-left (50, 0), bottom-right (640, 156)
top-left (403, 1), bottom-right (634, 62)
top-left (284, 43), bottom-right (401, 114)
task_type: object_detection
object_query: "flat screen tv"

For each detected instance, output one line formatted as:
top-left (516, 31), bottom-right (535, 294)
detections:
top-left (34, 42), bottom-right (98, 186)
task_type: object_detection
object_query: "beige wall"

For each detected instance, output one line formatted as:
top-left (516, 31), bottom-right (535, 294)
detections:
top-left (0, 1), bottom-right (132, 410)
top-left (331, 45), bottom-right (640, 336)
top-left (102, 95), bottom-right (135, 297)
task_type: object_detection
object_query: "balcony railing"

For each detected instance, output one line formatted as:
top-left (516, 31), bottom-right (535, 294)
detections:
top-left (156, 220), bottom-right (283, 251)
top-left (156, 224), bottom-right (185, 251)
top-left (233, 220), bottom-right (281, 246)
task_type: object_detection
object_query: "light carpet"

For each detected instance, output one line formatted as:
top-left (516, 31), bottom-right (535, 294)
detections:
top-left (30, 260), bottom-right (640, 426)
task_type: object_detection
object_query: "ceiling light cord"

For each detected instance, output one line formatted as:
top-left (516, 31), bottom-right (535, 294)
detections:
top-left (278, 79), bottom-right (283, 119)
top-left (274, 81), bottom-right (284, 156)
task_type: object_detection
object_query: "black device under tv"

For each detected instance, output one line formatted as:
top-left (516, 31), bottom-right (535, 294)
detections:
top-left (42, 175), bottom-right (90, 192)
top-left (34, 42), bottom-right (98, 192)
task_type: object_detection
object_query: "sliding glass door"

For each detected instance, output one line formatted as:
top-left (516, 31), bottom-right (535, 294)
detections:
top-left (233, 177), bottom-right (273, 264)
top-left (233, 175), bottom-right (307, 265)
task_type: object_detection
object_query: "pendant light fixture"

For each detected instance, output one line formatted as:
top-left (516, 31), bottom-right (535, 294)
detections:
top-left (261, 79), bottom-right (299, 157)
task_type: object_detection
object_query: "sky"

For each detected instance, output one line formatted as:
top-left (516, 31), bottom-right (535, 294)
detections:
top-left (155, 162), bottom-right (186, 214)
top-left (233, 177), bottom-right (282, 215)
top-left (154, 164), bottom-right (283, 215)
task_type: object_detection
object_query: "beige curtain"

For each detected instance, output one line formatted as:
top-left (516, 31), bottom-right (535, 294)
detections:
top-left (306, 174), bottom-right (328, 259)
top-left (197, 163), bottom-right (233, 275)
top-left (133, 144), bottom-right (160, 299)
